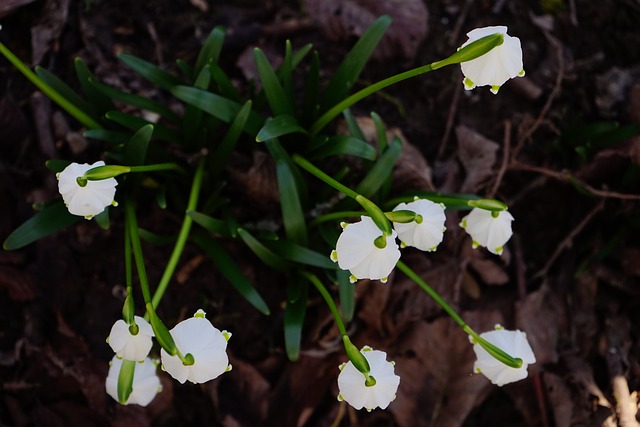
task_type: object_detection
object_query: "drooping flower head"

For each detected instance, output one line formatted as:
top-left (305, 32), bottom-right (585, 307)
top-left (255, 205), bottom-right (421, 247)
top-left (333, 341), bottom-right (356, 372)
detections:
top-left (105, 356), bottom-right (162, 406)
top-left (460, 26), bottom-right (524, 94)
top-left (57, 161), bottom-right (118, 219)
top-left (331, 216), bottom-right (400, 283)
top-left (392, 199), bottom-right (446, 252)
top-left (160, 309), bottom-right (231, 384)
top-left (337, 346), bottom-right (400, 411)
top-left (107, 316), bottom-right (155, 362)
top-left (472, 325), bottom-right (536, 386)
top-left (460, 207), bottom-right (514, 255)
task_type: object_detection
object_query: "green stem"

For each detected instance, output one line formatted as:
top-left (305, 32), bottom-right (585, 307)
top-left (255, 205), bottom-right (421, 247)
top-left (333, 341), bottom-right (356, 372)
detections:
top-left (396, 261), bottom-right (522, 369)
top-left (124, 200), bottom-right (152, 305)
top-left (0, 42), bottom-right (102, 130)
top-left (129, 163), bottom-right (185, 174)
top-left (310, 211), bottom-right (365, 226)
top-left (310, 63), bottom-right (433, 135)
top-left (292, 154), bottom-right (358, 199)
top-left (151, 157), bottom-right (206, 308)
top-left (301, 271), bottom-right (348, 337)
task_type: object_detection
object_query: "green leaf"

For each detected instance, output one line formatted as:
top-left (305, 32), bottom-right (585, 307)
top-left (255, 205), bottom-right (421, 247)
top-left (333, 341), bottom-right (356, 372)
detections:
top-left (256, 115), bottom-right (307, 142)
top-left (254, 48), bottom-right (293, 116)
top-left (124, 124), bottom-right (154, 166)
top-left (94, 208), bottom-right (110, 230)
top-left (356, 136), bottom-right (402, 197)
top-left (306, 135), bottom-right (377, 161)
top-left (3, 201), bottom-right (80, 250)
top-left (74, 58), bottom-right (116, 115)
top-left (301, 51), bottom-right (320, 126)
top-left (188, 210), bottom-right (231, 237)
top-left (195, 26), bottom-right (225, 77)
top-left (338, 270), bottom-right (354, 323)
top-left (105, 111), bottom-right (179, 144)
top-left (209, 63), bottom-right (242, 102)
top-left (171, 86), bottom-right (263, 136)
top-left (182, 65), bottom-right (212, 145)
top-left (90, 78), bottom-right (180, 122)
top-left (371, 112), bottom-right (388, 152)
top-left (284, 279), bottom-right (308, 361)
top-left (84, 129), bottom-right (131, 145)
top-left (138, 228), bottom-right (176, 245)
top-left (46, 159), bottom-right (71, 173)
top-left (118, 53), bottom-right (183, 91)
top-left (35, 66), bottom-right (95, 118)
top-left (275, 159), bottom-right (307, 245)
top-left (320, 15), bottom-right (391, 111)
top-left (193, 234), bottom-right (270, 315)
top-left (343, 109), bottom-right (366, 141)
top-left (261, 239), bottom-right (336, 269)
top-left (280, 40), bottom-right (294, 102)
top-left (176, 59), bottom-right (194, 81)
top-left (237, 228), bottom-right (291, 271)
top-left (211, 100), bottom-right (252, 175)
top-left (291, 43), bottom-right (313, 68)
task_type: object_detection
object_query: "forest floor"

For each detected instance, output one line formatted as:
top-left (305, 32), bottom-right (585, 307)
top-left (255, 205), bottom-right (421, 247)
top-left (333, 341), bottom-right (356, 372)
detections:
top-left (1, 0), bottom-right (640, 426)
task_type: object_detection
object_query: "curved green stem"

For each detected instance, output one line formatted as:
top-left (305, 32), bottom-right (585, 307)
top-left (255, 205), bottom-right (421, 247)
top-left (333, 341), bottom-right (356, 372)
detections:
top-left (0, 42), bottom-right (102, 130)
top-left (124, 200), bottom-right (152, 305)
top-left (301, 271), bottom-right (348, 337)
top-left (396, 261), bottom-right (522, 368)
top-left (151, 157), bottom-right (206, 308)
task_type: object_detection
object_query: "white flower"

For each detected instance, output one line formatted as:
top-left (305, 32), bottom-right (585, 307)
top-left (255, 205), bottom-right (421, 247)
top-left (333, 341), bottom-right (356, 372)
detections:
top-left (337, 346), bottom-right (400, 411)
top-left (472, 325), bottom-right (536, 386)
top-left (460, 26), bottom-right (524, 94)
top-left (105, 356), bottom-right (162, 406)
top-left (107, 316), bottom-right (155, 362)
top-left (160, 309), bottom-right (231, 384)
top-left (460, 208), bottom-right (514, 255)
top-left (330, 216), bottom-right (400, 283)
top-left (57, 161), bottom-right (118, 219)
top-left (392, 199), bottom-right (446, 252)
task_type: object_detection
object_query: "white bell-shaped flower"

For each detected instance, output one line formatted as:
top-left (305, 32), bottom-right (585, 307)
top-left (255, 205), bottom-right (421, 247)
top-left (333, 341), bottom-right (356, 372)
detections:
top-left (331, 216), bottom-right (400, 283)
top-left (392, 199), bottom-right (446, 252)
top-left (337, 346), bottom-right (400, 411)
top-left (460, 26), bottom-right (524, 94)
top-left (107, 316), bottom-right (155, 362)
top-left (57, 161), bottom-right (118, 219)
top-left (160, 309), bottom-right (231, 384)
top-left (460, 208), bottom-right (514, 255)
top-left (472, 325), bottom-right (536, 386)
top-left (105, 356), bottom-right (162, 406)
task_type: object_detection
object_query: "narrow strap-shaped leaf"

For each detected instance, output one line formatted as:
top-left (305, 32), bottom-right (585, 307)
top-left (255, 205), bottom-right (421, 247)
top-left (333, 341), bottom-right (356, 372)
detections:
top-left (306, 135), bottom-right (377, 161)
top-left (3, 201), bottom-right (80, 250)
top-left (138, 228), bottom-right (176, 245)
top-left (195, 26), bottom-right (225, 77)
top-left (280, 40), bottom-right (294, 103)
top-left (356, 136), bottom-right (402, 197)
top-left (371, 112), bottom-right (388, 153)
top-left (211, 100), bottom-right (252, 176)
top-left (343, 109), bottom-right (367, 141)
top-left (35, 66), bottom-right (95, 118)
top-left (74, 58), bottom-right (116, 115)
top-left (188, 210), bottom-right (231, 237)
top-left (338, 270), bottom-right (355, 323)
top-left (84, 129), bottom-right (131, 145)
top-left (171, 85), bottom-right (263, 136)
top-left (284, 278), bottom-right (308, 361)
top-left (237, 228), bottom-right (291, 271)
top-left (291, 43), bottom-right (313, 68)
top-left (193, 234), bottom-right (270, 315)
top-left (183, 65), bottom-right (211, 145)
top-left (90, 78), bottom-right (179, 122)
top-left (124, 124), bottom-right (154, 166)
top-left (300, 51), bottom-right (320, 127)
top-left (94, 208), bottom-right (110, 230)
top-left (118, 53), bottom-right (183, 91)
top-left (275, 159), bottom-right (307, 245)
top-left (254, 48), bottom-right (293, 116)
top-left (176, 59), bottom-right (194, 81)
top-left (106, 111), bottom-right (179, 144)
top-left (261, 239), bottom-right (336, 269)
top-left (210, 63), bottom-right (242, 102)
top-left (256, 114), bottom-right (307, 142)
top-left (320, 15), bottom-right (391, 111)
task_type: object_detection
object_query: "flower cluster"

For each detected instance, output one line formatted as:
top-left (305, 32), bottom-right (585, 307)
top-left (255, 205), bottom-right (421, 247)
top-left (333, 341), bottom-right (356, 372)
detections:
top-left (332, 202), bottom-right (513, 283)
top-left (105, 309), bottom-right (231, 406)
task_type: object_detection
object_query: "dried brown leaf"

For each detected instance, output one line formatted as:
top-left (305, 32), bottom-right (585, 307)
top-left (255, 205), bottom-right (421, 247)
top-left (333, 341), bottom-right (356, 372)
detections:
top-left (456, 125), bottom-right (500, 193)
top-left (393, 140), bottom-right (435, 191)
top-left (391, 311), bottom-right (503, 427)
top-left (30, 0), bottom-right (71, 65)
top-left (228, 151), bottom-right (280, 212)
top-left (304, 0), bottom-right (428, 61)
